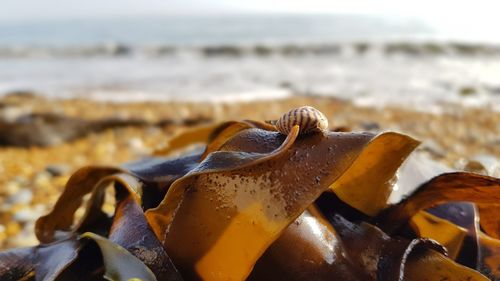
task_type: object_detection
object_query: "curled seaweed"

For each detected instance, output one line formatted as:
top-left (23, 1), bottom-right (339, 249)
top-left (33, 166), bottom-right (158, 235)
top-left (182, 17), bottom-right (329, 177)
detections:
top-left (377, 172), bottom-right (500, 233)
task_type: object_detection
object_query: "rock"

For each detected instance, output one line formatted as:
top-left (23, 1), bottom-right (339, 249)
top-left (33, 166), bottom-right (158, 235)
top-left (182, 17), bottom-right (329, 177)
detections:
top-left (359, 121), bottom-right (381, 131)
top-left (419, 139), bottom-right (447, 158)
top-left (45, 164), bottom-right (71, 177)
top-left (105, 42), bottom-right (131, 56)
top-left (13, 207), bottom-right (41, 223)
top-left (202, 46), bottom-right (242, 57)
top-left (0, 113), bottom-right (150, 147)
top-left (4, 90), bottom-right (38, 99)
top-left (459, 86), bottom-right (477, 96)
top-left (4, 181), bottom-right (21, 196)
top-left (279, 81), bottom-right (293, 89)
top-left (462, 155), bottom-right (500, 177)
top-left (5, 222), bottom-right (21, 236)
top-left (13, 176), bottom-right (29, 186)
top-left (6, 188), bottom-right (33, 205)
top-left (7, 222), bottom-right (38, 248)
top-left (0, 105), bottom-right (32, 122)
top-left (33, 171), bottom-right (52, 188)
top-left (127, 138), bottom-right (150, 155)
top-left (388, 152), bottom-right (453, 204)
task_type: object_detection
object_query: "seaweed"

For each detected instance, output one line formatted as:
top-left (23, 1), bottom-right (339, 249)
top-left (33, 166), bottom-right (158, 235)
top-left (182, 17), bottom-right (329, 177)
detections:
top-left (0, 106), bottom-right (498, 281)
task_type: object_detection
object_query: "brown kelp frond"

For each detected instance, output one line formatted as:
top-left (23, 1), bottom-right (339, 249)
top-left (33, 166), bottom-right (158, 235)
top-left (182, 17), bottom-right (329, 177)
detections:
top-left (146, 127), bottom-right (421, 280)
top-left (331, 132), bottom-right (420, 216)
top-left (478, 203), bottom-right (500, 239)
top-left (35, 167), bottom-right (121, 243)
top-left (377, 172), bottom-right (500, 233)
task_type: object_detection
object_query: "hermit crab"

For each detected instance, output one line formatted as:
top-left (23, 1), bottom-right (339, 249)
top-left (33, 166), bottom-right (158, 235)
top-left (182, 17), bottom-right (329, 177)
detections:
top-left (0, 106), bottom-right (499, 281)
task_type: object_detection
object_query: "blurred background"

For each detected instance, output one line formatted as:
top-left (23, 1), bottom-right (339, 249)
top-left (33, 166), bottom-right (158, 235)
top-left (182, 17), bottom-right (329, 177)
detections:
top-left (0, 0), bottom-right (499, 249)
top-left (1, 0), bottom-right (500, 106)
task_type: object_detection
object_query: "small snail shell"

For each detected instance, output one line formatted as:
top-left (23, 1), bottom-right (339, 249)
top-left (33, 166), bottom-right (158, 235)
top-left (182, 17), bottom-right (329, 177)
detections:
top-left (275, 106), bottom-right (328, 135)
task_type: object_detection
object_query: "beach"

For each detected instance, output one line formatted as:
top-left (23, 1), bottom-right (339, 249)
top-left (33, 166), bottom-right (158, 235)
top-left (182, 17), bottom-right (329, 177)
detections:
top-left (0, 13), bottom-right (499, 253)
top-left (0, 93), bottom-right (498, 249)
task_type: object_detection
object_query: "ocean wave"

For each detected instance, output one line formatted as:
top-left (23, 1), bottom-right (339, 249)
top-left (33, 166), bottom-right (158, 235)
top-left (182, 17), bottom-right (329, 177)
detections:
top-left (2, 41), bottom-right (500, 59)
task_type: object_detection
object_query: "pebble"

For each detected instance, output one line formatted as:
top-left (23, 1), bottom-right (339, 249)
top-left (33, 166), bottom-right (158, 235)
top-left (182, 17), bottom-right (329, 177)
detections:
top-left (33, 171), bottom-right (53, 188)
top-left (7, 222), bottom-right (38, 248)
top-left (461, 155), bottom-right (500, 177)
top-left (13, 205), bottom-right (45, 223)
top-left (419, 139), bottom-right (447, 158)
top-left (13, 176), bottom-right (29, 186)
top-left (4, 181), bottom-right (21, 196)
top-left (0, 105), bottom-right (32, 122)
top-left (127, 137), bottom-right (150, 155)
top-left (5, 222), bottom-right (21, 236)
top-left (7, 188), bottom-right (33, 205)
top-left (359, 121), bottom-right (381, 131)
top-left (45, 164), bottom-right (71, 177)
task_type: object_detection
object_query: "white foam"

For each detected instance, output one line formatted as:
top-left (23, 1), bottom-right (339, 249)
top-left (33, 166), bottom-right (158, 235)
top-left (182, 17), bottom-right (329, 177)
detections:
top-left (1, 46), bottom-right (500, 112)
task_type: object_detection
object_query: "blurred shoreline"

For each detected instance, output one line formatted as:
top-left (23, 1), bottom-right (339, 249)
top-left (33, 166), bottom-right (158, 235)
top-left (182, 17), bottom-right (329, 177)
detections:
top-left (3, 41), bottom-right (500, 58)
top-left (1, 14), bottom-right (499, 110)
top-left (1, 40), bottom-right (500, 111)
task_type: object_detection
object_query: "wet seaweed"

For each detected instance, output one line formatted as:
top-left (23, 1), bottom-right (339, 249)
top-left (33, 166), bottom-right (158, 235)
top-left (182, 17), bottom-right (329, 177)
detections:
top-left (0, 106), bottom-right (498, 281)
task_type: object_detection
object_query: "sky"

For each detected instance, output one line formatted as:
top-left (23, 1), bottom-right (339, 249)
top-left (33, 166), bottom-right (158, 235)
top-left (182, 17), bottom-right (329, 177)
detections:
top-left (2, 0), bottom-right (500, 34)
top-left (1, 0), bottom-right (499, 18)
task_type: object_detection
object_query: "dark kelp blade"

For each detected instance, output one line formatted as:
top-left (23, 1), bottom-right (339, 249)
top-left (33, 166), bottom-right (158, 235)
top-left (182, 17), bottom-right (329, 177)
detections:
top-left (146, 127), bottom-right (418, 280)
top-left (413, 202), bottom-right (500, 280)
top-left (123, 150), bottom-right (202, 185)
top-left (427, 202), bottom-right (478, 231)
top-left (35, 238), bottom-right (83, 281)
top-left (0, 247), bottom-right (36, 281)
top-left (80, 232), bottom-right (157, 281)
top-left (426, 202), bottom-right (480, 266)
top-left (377, 172), bottom-right (500, 234)
top-left (1, 236), bottom-right (153, 281)
top-left (0, 237), bottom-right (100, 281)
top-left (109, 196), bottom-right (182, 281)
top-left (324, 214), bottom-right (488, 281)
top-left (121, 150), bottom-right (203, 210)
top-left (248, 207), bottom-right (362, 281)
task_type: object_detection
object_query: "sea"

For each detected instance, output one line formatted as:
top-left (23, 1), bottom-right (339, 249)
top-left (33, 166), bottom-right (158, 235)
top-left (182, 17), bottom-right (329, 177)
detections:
top-left (0, 14), bottom-right (499, 110)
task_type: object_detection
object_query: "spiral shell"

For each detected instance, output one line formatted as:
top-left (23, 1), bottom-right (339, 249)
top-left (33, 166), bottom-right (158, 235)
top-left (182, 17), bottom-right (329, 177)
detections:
top-left (275, 106), bottom-right (329, 135)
